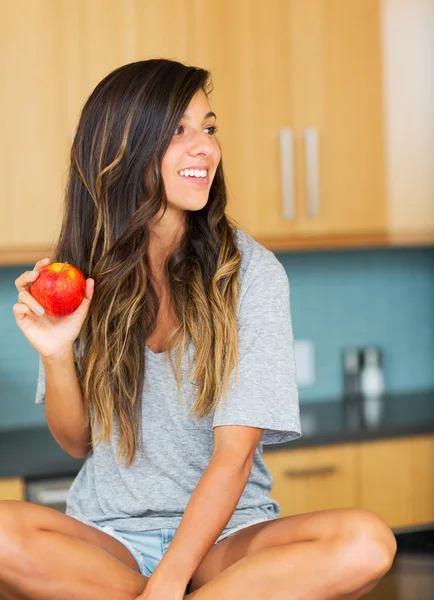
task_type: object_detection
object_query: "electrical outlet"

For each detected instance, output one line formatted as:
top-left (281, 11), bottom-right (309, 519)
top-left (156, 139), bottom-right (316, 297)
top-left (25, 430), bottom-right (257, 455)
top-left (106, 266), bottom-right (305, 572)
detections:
top-left (294, 339), bottom-right (315, 387)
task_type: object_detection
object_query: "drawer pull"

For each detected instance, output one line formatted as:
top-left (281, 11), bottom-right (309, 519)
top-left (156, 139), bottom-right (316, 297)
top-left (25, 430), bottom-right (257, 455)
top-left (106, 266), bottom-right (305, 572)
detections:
top-left (304, 127), bottom-right (320, 218)
top-left (284, 465), bottom-right (337, 477)
top-left (279, 127), bottom-right (295, 220)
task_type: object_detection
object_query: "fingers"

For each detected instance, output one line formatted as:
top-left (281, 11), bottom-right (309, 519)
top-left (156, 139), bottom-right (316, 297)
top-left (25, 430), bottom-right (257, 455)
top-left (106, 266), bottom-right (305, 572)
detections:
top-left (12, 302), bottom-right (35, 322)
top-left (85, 278), bottom-right (95, 299)
top-left (14, 257), bottom-right (50, 293)
top-left (17, 290), bottom-right (45, 316)
top-left (32, 257), bottom-right (51, 271)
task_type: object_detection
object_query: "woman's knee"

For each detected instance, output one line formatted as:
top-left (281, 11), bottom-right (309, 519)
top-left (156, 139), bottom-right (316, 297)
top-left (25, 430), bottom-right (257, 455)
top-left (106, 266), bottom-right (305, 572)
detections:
top-left (339, 508), bottom-right (397, 577)
top-left (0, 500), bottom-right (32, 563)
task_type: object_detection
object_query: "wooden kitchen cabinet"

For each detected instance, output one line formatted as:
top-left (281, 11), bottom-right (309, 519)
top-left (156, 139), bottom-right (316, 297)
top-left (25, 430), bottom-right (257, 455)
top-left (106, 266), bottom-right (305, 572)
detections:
top-left (0, 0), bottom-right (138, 264)
top-left (251, 0), bottom-right (387, 241)
top-left (381, 0), bottom-right (434, 243)
top-left (191, 0), bottom-right (388, 243)
top-left (263, 434), bottom-right (434, 528)
top-left (2, 0), bottom-right (433, 266)
top-left (0, 1), bottom-right (70, 257)
top-left (358, 434), bottom-right (434, 529)
top-left (0, 477), bottom-right (25, 501)
top-left (2, 0), bottom-right (260, 262)
top-left (250, 0), bottom-right (434, 248)
top-left (262, 443), bottom-right (358, 516)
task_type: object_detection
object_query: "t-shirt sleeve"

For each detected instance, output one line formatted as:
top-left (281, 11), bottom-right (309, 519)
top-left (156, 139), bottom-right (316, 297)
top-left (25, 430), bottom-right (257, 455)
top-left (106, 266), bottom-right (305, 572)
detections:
top-left (212, 247), bottom-right (301, 445)
top-left (34, 355), bottom-right (47, 404)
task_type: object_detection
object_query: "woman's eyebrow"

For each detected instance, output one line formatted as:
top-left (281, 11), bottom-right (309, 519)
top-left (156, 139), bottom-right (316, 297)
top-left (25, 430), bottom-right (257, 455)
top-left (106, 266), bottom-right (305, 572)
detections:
top-left (182, 111), bottom-right (217, 121)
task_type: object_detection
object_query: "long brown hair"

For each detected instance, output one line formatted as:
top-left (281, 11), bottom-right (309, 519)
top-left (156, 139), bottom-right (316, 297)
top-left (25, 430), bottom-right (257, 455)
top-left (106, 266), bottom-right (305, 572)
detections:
top-left (53, 59), bottom-right (242, 466)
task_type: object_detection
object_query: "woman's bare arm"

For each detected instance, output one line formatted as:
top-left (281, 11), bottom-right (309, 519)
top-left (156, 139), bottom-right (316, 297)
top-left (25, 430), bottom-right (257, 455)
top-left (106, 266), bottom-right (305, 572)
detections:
top-left (42, 348), bottom-right (91, 458)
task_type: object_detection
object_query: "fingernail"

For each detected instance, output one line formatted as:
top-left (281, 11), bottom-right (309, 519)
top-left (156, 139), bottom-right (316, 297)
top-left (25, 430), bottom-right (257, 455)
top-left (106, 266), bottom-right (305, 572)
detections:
top-left (30, 270), bottom-right (37, 276)
top-left (36, 306), bottom-right (45, 315)
top-left (41, 258), bottom-right (49, 263)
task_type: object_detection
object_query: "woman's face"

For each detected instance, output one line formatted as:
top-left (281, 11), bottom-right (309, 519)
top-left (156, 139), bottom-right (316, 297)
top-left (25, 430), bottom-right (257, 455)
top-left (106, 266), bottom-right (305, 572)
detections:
top-left (161, 89), bottom-right (221, 215)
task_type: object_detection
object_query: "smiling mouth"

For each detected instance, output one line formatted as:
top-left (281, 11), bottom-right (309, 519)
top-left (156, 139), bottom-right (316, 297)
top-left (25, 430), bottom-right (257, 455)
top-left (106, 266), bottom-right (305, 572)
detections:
top-left (178, 172), bottom-right (210, 185)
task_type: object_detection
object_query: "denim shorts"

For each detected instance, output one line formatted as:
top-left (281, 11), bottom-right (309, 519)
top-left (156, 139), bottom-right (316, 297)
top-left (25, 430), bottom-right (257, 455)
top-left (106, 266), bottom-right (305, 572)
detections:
top-left (88, 517), bottom-right (271, 594)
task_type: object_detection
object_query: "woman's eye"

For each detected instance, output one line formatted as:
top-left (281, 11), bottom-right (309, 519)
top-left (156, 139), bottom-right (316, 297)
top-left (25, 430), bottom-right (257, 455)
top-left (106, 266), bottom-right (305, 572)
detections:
top-left (205, 126), bottom-right (219, 135)
top-left (173, 125), bottom-right (219, 136)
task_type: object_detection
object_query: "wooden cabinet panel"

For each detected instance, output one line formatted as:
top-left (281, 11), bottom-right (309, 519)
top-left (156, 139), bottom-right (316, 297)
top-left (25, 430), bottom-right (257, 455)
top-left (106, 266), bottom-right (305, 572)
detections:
top-left (264, 434), bottom-right (434, 528)
top-left (0, 0), bottom-right (149, 260)
top-left (255, 0), bottom-right (387, 239)
top-left (358, 435), bottom-right (434, 528)
top-left (1, 1), bottom-right (68, 252)
top-left (2, 0), bottom-right (433, 264)
top-left (0, 477), bottom-right (25, 501)
top-left (263, 443), bottom-right (358, 516)
top-left (381, 0), bottom-right (434, 239)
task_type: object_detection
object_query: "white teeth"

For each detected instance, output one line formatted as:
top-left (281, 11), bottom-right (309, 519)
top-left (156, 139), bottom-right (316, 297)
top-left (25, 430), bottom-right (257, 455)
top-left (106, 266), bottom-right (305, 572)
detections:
top-left (179, 169), bottom-right (208, 178)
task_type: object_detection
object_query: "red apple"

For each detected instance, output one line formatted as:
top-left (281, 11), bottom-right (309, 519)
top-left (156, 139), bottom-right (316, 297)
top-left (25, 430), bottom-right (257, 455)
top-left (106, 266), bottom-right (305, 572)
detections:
top-left (30, 262), bottom-right (86, 317)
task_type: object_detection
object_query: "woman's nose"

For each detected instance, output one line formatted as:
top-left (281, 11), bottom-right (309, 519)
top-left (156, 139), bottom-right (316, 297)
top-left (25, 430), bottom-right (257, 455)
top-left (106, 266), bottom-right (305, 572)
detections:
top-left (190, 129), bottom-right (217, 151)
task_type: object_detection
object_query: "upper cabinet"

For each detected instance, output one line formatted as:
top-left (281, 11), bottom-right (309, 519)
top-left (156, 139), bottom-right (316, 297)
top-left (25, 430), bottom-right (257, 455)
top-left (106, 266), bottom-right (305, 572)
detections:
top-left (221, 0), bottom-right (434, 249)
top-left (0, 1), bottom-right (70, 259)
top-left (240, 0), bottom-right (387, 241)
top-left (381, 0), bottom-right (434, 243)
top-left (1, 0), bottom-right (433, 265)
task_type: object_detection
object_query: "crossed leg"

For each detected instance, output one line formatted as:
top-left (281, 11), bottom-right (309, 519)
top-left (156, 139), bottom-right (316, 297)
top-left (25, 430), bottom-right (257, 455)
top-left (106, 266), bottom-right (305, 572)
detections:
top-left (0, 501), bottom-right (396, 600)
top-left (184, 506), bottom-right (397, 599)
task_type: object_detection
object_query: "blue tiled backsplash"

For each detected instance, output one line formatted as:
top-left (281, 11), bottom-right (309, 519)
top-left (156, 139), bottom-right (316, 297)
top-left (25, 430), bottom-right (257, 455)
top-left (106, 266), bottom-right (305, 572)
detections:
top-left (1, 246), bottom-right (433, 429)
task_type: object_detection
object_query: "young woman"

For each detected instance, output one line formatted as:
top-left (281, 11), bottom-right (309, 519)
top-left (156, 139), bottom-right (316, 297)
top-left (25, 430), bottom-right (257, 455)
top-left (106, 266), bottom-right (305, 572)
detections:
top-left (8, 58), bottom-right (396, 600)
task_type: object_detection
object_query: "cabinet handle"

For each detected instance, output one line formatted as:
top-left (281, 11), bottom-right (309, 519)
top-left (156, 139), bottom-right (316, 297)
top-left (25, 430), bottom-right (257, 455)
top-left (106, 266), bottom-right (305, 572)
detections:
top-left (284, 465), bottom-right (337, 478)
top-left (279, 127), bottom-right (295, 220)
top-left (304, 127), bottom-right (320, 218)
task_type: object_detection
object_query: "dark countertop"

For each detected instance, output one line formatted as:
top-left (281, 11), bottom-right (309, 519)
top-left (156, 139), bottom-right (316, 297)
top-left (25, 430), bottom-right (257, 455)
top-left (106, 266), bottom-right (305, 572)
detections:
top-left (1, 389), bottom-right (433, 480)
top-left (267, 388), bottom-right (434, 451)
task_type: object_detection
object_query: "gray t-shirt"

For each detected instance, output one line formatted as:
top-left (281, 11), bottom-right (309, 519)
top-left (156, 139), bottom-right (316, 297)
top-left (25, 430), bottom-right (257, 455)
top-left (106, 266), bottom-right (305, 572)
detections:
top-left (35, 228), bottom-right (301, 532)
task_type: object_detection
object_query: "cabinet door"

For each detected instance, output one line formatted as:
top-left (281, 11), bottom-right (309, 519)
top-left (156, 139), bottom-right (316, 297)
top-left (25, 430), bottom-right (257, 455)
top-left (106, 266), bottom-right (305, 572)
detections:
top-left (381, 0), bottom-right (434, 241)
top-left (256, 0), bottom-right (387, 239)
top-left (262, 444), bottom-right (358, 516)
top-left (359, 435), bottom-right (434, 528)
top-left (0, 477), bottom-right (25, 501)
top-left (1, 1), bottom-right (69, 253)
top-left (0, 0), bottom-right (393, 261)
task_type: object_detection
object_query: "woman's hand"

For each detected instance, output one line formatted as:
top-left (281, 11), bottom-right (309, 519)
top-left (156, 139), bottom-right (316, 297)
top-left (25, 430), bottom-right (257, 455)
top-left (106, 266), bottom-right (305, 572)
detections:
top-left (136, 591), bottom-right (187, 600)
top-left (12, 257), bottom-right (95, 359)
top-left (135, 574), bottom-right (189, 600)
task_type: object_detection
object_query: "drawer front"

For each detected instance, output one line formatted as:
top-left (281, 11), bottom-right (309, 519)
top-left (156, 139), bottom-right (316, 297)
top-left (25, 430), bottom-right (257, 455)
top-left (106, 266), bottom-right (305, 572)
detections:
top-left (263, 444), bottom-right (358, 517)
top-left (359, 435), bottom-right (434, 528)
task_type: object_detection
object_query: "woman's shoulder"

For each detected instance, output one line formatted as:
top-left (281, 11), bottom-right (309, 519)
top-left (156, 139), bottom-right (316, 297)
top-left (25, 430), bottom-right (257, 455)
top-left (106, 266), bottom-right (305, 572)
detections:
top-left (233, 227), bottom-right (288, 292)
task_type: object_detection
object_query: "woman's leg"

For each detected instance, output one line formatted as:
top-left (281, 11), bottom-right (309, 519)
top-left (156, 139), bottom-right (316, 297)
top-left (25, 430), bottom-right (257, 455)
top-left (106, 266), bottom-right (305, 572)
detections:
top-left (0, 500), bottom-right (147, 600)
top-left (185, 508), bottom-right (397, 599)
top-left (186, 538), bottom-right (393, 599)
top-left (0, 501), bottom-right (396, 600)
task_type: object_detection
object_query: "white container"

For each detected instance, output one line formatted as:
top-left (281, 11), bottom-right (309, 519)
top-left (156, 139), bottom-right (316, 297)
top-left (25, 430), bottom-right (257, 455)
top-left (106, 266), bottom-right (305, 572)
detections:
top-left (360, 347), bottom-right (385, 427)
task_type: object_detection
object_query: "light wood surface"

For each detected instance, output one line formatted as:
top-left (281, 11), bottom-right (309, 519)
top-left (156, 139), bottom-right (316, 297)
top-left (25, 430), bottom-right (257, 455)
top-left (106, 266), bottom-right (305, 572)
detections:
top-left (255, 0), bottom-right (387, 239)
top-left (381, 0), bottom-right (434, 236)
top-left (359, 435), bottom-right (434, 528)
top-left (0, 477), bottom-right (25, 501)
top-left (1, 0), bottom-right (433, 263)
top-left (0, 1), bottom-right (69, 252)
top-left (263, 443), bottom-right (358, 515)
